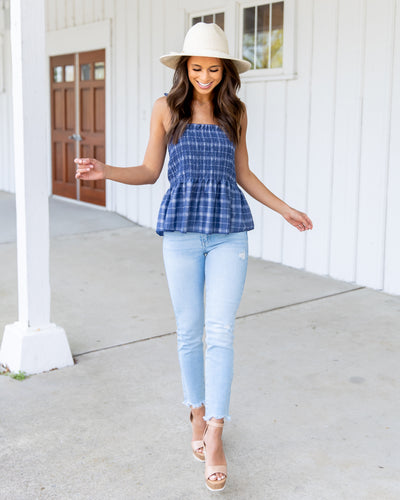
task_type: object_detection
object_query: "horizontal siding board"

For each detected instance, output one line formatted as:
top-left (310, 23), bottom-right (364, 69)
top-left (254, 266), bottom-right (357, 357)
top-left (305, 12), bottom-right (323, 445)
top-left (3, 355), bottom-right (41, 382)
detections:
top-left (305, 0), bottom-right (338, 275)
top-left (137, 0), bottom-right (152, 227)
top-left (95, 0), bottom-right (105, 22)
top-left (151, 0), bottom-right (166, 229)
top-left (56, 0), bottom-right (66, 31)
top-left (46, 0), bottom-right (57, 31)
top-left (156, 0), bottom-right (184, 228)
top-left (329, 0), bottom-right (364, 283)
top-left (83, 0), bottom-right (95, 24)
top-left (113, 0), bottom-right (128, 216)
top-left (74, 0), bottom-right (84, 25)
top-left (103, 0), bottom-right (114, 19)
top-left (0, 29), bottom-right (14, 192)
top-left (244, 81), bottom-right (265, 258)
top-left (282, 0), bottom-right (313, 269)
top-left (125, 0), bottom-right (139, 221)
top-left (65, 1), bottom-right (75, 28)
top-left (384, 0), bottom-right (400, 295)
top-left (261, 80), bottom-right (286, 263)
top-left (356, 0), bottom-right (395, 288)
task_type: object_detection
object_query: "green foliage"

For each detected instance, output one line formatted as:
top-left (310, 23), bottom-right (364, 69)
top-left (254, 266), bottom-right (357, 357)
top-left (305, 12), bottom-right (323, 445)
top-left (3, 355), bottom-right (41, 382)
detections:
top-left (0, 367), bottom-right (28, 381)
top-left (10, 371), bottom-right (28, 380)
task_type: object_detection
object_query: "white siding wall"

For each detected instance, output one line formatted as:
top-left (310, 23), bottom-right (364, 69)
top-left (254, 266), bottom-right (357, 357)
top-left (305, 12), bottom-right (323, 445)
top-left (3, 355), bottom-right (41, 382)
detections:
top-left (0, 0), bottom-right (399, 295)
top-left (0, 5), bottom-right (14, 193)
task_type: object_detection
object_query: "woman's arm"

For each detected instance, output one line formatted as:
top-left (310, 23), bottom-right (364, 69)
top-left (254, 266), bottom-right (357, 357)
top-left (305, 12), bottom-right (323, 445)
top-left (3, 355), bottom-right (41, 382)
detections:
top-left (235, 107), bottom-right (313, 232)
top-left (75, 97), bottom-right (168, 185)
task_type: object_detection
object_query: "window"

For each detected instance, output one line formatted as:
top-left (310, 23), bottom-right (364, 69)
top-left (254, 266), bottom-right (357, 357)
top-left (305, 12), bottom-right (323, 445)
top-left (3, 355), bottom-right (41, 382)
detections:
top-left (53, 65), bottom-right (63, 83)
top-left (80, 63), bottom-right (91, 81)
top-left (94, 62), bottom-right (105, 80)
top-left (65, 65), bottom-right (75, 82)
top-left (191, 11), bottom-right (225, 30)
top-left (240, 0), bottom-right (295, 80)
top-left (242, 1), bottom-right (283, 69)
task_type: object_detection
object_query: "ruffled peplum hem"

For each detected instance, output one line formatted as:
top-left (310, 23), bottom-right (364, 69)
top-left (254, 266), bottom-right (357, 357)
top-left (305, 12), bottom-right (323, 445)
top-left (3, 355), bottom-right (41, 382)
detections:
top-left (156, 179), bottom-right (254, 236)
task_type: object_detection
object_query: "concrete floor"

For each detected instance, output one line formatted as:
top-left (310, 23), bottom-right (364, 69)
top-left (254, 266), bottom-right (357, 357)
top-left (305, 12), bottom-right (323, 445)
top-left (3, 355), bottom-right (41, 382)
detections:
top-left (0, 190), bottom-right (399, 499)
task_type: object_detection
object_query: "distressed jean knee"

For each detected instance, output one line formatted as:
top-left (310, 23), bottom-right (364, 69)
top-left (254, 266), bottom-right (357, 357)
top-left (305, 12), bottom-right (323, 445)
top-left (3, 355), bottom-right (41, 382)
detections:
top-left (205, 319), bottom-right (234, 349)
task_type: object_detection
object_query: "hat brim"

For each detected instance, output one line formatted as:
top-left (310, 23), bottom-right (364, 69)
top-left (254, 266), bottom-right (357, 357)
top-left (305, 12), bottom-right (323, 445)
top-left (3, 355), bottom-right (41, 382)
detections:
top-left (160, 50), bottom-right (251, 74)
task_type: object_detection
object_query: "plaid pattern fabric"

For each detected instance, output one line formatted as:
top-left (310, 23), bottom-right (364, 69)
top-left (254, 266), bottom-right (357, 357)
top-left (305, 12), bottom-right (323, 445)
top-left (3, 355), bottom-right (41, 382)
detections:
top-left (156, 124), bottom-right (254, 236)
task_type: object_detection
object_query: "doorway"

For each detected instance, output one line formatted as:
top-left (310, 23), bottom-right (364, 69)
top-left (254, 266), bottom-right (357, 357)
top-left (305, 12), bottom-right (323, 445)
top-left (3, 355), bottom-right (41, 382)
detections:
top-left (50, 49), bottom-right (106, 206)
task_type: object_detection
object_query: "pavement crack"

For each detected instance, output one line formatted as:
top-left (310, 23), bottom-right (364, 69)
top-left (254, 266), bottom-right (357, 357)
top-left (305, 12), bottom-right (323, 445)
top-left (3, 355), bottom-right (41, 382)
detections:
top-left (74, 286), bottom-right (365, 359)
top-left (73, 330), bottom-right (177, 358)
top-left (236, 286), bottom-right (365, 321)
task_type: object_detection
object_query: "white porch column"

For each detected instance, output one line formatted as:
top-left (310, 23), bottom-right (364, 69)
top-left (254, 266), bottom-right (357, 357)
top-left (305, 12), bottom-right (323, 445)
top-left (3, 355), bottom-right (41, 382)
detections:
top-left (0, 0), bottom-right (73, 374)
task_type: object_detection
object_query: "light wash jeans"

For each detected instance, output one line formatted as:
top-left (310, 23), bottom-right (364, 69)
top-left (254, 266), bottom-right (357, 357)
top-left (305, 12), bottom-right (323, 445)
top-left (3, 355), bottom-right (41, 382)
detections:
top-left (162, 231), bottom-right (248, 421)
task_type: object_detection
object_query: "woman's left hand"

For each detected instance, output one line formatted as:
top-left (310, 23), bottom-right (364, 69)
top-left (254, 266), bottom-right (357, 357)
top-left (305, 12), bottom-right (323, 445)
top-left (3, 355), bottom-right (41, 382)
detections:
top-left (283, 207), bottom-right (313, 232)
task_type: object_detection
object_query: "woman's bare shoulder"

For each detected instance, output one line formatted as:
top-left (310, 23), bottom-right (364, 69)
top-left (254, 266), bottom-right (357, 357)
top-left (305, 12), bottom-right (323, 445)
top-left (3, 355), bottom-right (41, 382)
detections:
top-left (153, 95), bottom-right (169, 113)
top-left (152, 95), bottom-right (171, 131)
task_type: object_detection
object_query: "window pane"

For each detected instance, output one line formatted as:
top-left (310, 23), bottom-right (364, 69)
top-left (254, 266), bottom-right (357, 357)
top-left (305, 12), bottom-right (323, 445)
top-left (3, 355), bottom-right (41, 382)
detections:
top-left (215, 12), bottom-right (225, 30)
top-left (243, 7), bottom-right (255, 69)
top-left (271, 1), bottom-right (284, 68)
top-left (203, 14), bottom-right (213, 23)
top-left (81, 63), bottom-right (91, 81)
top-left (256, 4), bottom-right (270, 69)
top-left (53, 66), bottom-right (63, 83)
top-left (192, 16), bottom-right (201, 25)
top-left (94, 62), bottom-right (105, 80)
top-left (65, 65), bottom-right (75, 82)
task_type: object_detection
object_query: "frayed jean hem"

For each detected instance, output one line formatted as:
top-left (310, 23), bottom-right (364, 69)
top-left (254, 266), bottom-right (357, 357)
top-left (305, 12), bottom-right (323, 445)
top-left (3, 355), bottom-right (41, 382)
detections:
top-left (203, 414), bottom-right (231, 422)
top-left (183, 400), bottom-right (205, 409)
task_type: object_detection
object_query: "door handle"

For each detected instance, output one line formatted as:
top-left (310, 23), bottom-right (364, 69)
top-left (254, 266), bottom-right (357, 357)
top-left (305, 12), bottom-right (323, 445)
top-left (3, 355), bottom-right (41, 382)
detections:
top-left (68, 133), bottom-right (83, 141)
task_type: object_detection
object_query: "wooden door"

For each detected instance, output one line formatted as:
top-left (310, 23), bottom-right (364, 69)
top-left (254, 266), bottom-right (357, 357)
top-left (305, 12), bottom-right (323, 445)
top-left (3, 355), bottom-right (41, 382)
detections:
top-left (50, 50), bottom-right (106, 206)
top-left (50, 54), bottom-right (76, 199)
top-left (78, 50), bottom-right (106, 206)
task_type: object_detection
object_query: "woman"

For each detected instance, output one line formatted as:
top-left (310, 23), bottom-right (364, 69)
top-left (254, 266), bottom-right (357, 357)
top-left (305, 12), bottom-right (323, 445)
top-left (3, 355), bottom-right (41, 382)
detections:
top-left (75, 22), bottom-right (313, 492)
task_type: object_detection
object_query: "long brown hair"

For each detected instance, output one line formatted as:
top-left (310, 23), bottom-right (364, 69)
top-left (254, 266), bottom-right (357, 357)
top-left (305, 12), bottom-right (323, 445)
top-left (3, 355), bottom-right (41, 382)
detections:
top-left (166, 56), bottom-right (245, 145)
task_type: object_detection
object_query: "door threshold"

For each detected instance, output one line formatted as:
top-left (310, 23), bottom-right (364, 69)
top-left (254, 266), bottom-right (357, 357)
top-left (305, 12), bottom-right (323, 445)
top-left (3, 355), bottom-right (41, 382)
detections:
top-left (51, 194), bottom-right (108, 211)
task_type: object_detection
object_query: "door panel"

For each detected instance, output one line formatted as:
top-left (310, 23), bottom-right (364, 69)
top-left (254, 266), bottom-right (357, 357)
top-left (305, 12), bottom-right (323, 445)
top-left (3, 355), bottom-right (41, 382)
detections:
top-left (66, 143), bottom-right (76, 184)
top-left (54, 142), bottom-right (63, 182)
top-left (65, 88), bottom-right (75, 129)
top-left (94, 88), bottom-right (105, 131)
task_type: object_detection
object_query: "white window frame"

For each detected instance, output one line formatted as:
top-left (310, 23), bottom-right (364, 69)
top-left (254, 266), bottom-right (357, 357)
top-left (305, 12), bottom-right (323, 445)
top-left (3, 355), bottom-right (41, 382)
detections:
top-left (189, 8), bottom-right (226, 30)
top-left (238, 0), bottom-right (296, 82)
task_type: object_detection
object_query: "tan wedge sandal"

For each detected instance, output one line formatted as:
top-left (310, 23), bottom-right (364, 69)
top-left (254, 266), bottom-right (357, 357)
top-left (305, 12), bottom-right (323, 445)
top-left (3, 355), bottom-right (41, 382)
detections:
top-left (190, 411), bottom-right (205, 462)
top-left (203, 420), bottom-right (227, 492)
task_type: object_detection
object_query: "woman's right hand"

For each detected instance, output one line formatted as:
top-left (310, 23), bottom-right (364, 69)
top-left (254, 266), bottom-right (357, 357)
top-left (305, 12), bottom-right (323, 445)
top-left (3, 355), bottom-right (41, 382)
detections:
top-left (74, 158), bottom-right (106, 181)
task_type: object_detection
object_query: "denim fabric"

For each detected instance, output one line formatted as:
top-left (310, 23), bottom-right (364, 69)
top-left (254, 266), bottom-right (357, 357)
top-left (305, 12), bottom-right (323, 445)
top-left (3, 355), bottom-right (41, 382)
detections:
top-left (156, 124), bottom-right (254, 235)
top-left (163, 231), bottom-right (248, 421)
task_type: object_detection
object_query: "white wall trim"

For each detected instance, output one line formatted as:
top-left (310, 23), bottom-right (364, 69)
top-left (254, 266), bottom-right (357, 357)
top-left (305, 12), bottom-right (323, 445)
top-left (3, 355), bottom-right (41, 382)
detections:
top-left (0, 33), bottom-right (4, 93)
top-left (45, 19), bottom-right (113, 210)
top-left (46, 20), bottom-right (111, 56)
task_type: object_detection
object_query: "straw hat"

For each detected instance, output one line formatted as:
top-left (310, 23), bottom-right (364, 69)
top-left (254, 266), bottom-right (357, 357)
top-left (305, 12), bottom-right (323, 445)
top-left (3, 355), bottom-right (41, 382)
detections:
top-left (160, 22), bottom-right (251, 74)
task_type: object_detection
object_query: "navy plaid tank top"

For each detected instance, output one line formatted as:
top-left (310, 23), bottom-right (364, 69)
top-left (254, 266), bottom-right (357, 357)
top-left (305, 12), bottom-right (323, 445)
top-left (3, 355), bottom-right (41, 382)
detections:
top-left (156, 123), bottom-right (254, 236)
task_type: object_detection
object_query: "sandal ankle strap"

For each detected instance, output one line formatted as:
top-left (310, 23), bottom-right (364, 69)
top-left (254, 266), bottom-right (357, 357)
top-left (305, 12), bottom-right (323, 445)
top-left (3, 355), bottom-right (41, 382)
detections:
top-left (206, 420), bottom-right (224, 428)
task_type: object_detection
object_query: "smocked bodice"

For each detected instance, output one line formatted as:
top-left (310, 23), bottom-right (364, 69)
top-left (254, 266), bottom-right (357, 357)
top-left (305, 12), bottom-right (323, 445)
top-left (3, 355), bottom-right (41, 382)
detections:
top-left (156, 123), bottom-right (254, 236)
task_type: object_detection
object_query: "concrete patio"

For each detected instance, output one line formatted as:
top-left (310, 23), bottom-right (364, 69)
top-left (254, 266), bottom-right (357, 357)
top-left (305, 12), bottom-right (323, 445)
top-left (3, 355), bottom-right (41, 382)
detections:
top-left (0, 190), bottom-right (399, 499)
